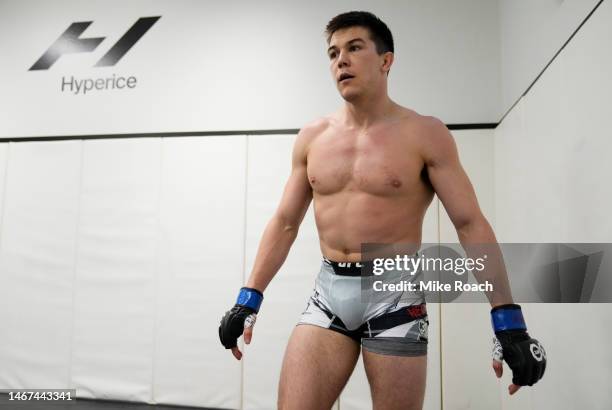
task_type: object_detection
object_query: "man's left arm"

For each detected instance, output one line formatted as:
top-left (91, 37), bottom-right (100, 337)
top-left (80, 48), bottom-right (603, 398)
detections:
top-left (420, 116), bottom-right (511, 306)
top-left (420, 116), bottom-right (546, 394)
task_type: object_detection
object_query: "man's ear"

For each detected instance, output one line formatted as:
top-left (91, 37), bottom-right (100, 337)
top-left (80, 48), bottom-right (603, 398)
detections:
top-left (381, 52), bottom-right (394, 74)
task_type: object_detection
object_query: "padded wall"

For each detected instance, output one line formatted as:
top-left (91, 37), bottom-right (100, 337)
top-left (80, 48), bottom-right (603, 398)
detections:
top-left (0, 128), bottom-right (494, 409)
top-left (494, 1), bottom-right (612, 408)
top-left (0, 136), bottom-right (247, 409)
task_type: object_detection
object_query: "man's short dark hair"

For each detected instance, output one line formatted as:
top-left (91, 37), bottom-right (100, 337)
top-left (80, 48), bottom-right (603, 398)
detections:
top-left (325, 11), bottom-right (394, 55)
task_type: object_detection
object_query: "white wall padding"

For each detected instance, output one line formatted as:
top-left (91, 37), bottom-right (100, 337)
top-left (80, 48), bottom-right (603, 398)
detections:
top-left (0, 145), bottom-right (7, 239)
top-left (71, 138), bottom-right (161, 402)
top-left (557, 0), bottom-right (612, 243)
top-left (0, 141), bottom-right (81, 389)
top-left (154, 136), bottom-right (246, 409)
top-left (242, 134), bottom-right (322, 409)
top-left (0, 136), bottom-right (247, 409)
top-left (496, 61), bottom-right (566, 243)
top-left (499, 0), bottom-right (601, 113)
top-left (495, 1), bottom-right (612, 408)
top-left (494, 98), bottom-right (527, 243)
top-left (527, 304), bottom-right (612, 410)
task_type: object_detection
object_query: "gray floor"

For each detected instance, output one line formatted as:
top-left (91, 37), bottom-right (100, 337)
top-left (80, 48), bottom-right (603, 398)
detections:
top-left (0, 394), bottom-right (230, 410)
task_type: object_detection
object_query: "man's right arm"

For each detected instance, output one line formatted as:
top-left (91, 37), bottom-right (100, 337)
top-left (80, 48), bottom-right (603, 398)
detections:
top-left (219, 126), bottom-right (315, 357)
top-left (244, 126), bottom-right (314, 292)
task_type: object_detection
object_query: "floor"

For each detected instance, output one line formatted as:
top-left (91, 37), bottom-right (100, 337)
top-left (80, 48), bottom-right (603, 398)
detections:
top-left (0, 394), bottom-right (229, 410)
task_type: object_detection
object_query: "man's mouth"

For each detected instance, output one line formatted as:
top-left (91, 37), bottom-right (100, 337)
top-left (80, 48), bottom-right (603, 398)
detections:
top-left (338, 73), bottom-right (355, 83)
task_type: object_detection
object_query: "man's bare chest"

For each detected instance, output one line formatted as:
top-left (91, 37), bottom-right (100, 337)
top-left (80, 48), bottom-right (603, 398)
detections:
top-left (306, 130), bottom-right (425, 196)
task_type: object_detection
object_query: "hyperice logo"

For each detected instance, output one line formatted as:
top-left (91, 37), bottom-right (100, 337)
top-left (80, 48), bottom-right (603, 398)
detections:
top-left (29, 16), bottom-right (160, 95)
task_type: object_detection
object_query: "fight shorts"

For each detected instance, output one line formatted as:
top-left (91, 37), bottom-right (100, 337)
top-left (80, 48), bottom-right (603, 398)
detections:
top-left (298, 258), bottom-right (428, 356)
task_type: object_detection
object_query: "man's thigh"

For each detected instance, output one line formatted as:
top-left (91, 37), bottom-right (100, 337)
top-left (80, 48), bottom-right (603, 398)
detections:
top-left (363, 348), bottom-right (427, 410)
top-left (278, 324), bottom-right (360, 410)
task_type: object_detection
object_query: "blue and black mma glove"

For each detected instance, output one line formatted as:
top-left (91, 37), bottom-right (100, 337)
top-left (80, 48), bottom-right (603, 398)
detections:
top-left (219, 287), bottom-right (263, 349)
top-left (491, 304), bottom-right (547, 386)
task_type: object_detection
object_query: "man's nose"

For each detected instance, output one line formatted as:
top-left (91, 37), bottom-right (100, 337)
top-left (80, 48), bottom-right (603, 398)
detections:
top-left (337, 49), bottom-right (350, 67)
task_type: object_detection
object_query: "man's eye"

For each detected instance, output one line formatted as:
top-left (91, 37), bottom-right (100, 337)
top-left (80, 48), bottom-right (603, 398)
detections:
top-left (350, 45), bottom-right (360, 51)
top-left (329, 53), bottom-right (336, 59)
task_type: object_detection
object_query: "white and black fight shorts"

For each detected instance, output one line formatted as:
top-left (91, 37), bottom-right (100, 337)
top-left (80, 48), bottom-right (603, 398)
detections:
top-left (298, 258), bottom-right (429, 356)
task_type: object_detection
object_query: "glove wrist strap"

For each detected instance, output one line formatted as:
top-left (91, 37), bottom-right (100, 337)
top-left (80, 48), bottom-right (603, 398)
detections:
top-left (236, 287), bottom-right (263, 313)
top-left (491, 303), bottom-right (527, 332)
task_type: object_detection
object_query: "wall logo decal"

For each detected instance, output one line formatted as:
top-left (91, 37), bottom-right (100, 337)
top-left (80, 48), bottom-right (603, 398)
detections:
top-left (30, 16), bottom-right (161, 70)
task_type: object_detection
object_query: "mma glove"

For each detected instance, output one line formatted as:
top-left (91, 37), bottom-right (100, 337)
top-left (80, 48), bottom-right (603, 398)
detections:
top-left (219, 287), bottom-right (263, 349)
top-left (491, 304), bottom-right (547, 386)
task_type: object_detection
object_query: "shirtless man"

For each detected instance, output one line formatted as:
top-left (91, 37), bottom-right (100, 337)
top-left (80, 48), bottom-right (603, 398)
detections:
top-left (219, 11), bottom-right (546, 410)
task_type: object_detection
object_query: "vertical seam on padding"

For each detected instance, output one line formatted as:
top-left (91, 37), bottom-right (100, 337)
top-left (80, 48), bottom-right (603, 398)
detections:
top-left (150, 138), bottom-right (164, 404)
top-left (240, 135), bottom-right (249, 410)
top-left (0, 142), bottom-right (11, 255)
top-left (68, 140), bottom-right (85, 391)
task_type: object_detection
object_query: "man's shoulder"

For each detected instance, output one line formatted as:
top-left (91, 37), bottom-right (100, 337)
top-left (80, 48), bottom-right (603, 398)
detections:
top-left (397, 110), bottom-right (450, 143)
top-left (417, 115), bottom-right (452, 144)
top-left (395, 107), bottom-right (445, 132)
top-left (292, 116), bottom-right (331, 159)
top-left (394, 109), bottom-right (454, 163)
top-left (299, 116), bottom-right (333, 137)
top-left (406, 114), bottom-right (456, 164)
top-left (418, 114), bottom-right (447, 133)
top-left (294, 116), bottom-right (333, 148)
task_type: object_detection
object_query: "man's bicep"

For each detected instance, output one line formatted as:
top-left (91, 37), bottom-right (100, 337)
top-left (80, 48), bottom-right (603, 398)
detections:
top-left (275, 163), bottom-right (312, 229)
top-left (274, 127), bottom-right (314, 228)
top-left (423, 119), bottom-right (483, 228)
top-left (428, 160), bottom-right (482, 228)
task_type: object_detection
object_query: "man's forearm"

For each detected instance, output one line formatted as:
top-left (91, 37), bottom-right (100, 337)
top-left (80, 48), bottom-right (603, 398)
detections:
top-left (245, 215), bottom-right (300, 292)
top-left (457, 217), bottom-right (514, 307)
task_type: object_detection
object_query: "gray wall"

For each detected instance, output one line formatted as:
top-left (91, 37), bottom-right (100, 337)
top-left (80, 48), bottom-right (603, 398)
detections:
top-left (0, 0), bottom-right (500, 138)
top-left (499, 0), bottom-right (602, 113)
top-left (495, 1), bottom-right (612, 408)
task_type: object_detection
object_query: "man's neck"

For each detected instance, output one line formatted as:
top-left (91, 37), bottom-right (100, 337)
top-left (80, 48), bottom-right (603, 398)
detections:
top-left (341, 91), bottom-right (396, 130)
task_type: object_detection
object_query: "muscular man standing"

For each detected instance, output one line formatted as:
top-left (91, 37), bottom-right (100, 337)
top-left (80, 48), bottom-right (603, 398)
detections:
top-left (219, 11), bottom-right (546, 410)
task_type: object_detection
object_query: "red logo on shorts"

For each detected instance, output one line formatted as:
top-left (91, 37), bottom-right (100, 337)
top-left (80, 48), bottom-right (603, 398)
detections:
top-left (407, 305), bottom-right (426, 318)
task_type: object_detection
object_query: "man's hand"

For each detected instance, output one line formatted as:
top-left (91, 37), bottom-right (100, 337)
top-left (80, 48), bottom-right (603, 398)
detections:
top-left (490, 304), bottom-right (547, 395)
top-left (219, 287), bottom-right (263, 360)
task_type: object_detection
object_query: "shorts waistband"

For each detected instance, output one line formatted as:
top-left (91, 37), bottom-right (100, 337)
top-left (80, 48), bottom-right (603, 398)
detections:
top-left (323, 258), bottom-right (374, 276)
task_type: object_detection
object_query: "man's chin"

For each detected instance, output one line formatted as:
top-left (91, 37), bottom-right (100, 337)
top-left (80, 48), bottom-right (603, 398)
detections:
top-left (339, 90), bottom-right (360, 102)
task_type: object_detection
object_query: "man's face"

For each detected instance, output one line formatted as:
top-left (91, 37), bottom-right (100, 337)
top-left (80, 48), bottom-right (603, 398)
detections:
top-left (327, 26), bottom-right (390, 101)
